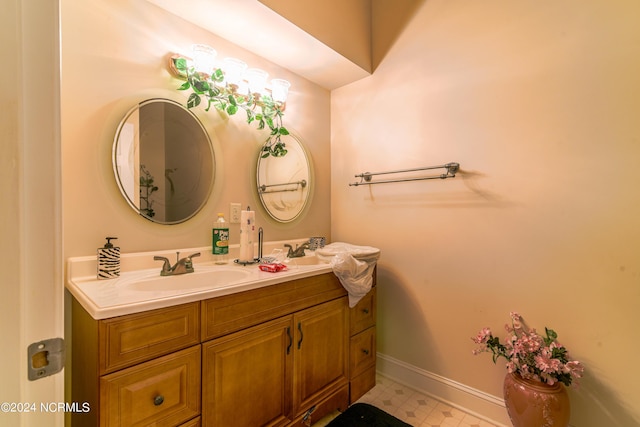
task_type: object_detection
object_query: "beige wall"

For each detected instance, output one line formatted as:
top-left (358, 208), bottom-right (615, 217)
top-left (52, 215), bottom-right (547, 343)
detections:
top-left (332, 1), bottom-right (640, 426)
top-left (61, 0), bottom-right (331, 259)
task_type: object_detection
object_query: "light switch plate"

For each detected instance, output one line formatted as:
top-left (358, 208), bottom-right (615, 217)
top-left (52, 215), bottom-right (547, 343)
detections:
top-left (230, 203), bottom-right (241, 223)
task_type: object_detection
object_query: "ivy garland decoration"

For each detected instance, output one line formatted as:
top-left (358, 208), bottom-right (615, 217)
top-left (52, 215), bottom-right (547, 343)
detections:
top-left (172, 57), bottom-right (289, 157)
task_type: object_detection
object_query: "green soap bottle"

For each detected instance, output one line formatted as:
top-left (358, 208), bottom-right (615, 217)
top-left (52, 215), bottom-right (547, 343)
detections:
top-left (212, 213), bottom-right (229, 264)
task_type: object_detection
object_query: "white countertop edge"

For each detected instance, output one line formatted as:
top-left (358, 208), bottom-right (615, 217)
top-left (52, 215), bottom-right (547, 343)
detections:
top-left (67, 264), bottom-right (333, 320)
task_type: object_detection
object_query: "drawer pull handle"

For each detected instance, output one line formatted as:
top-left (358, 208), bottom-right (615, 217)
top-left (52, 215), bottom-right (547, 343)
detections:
top-left (361, 349), bottom-right (370, 355)
top-left (286, 327), bottom-right (293, 354)
top-left (362, 308), bottom-right (369, 314)
top-left (153, 395), bottom-right (165, 406)
top-left (297, 322), bottom-right (304, 349)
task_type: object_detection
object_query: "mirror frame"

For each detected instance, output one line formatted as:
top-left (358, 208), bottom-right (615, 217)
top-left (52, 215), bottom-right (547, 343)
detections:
top-left (112, 98), bottom-right (215, 224)
top-left (255, 132), bottom-right (313, 223)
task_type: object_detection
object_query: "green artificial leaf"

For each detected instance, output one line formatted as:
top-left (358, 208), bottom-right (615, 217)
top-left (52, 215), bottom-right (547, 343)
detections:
top-left (261, 94), bottom-right (275, 108)
top-left (187, 93), bottom-right (201, 108)
top-left (228, 95), bottom-right (237, 106)
top-left (265, 117), bottom-right (274, 129)
top-left (544, 328), bottom-right (558, 345)
top-left (212, 68), bottom-right (224, 82)
top-left (226, 104), bottom-right (238, 115)
top-left (191, 78), bottom-right (210, 94)
top-left (279, 127), bottom-right (289, 135)
top-left (173, 57), bottom-right (188, 72)
top-left (178, 81), bottom-right (190, 91)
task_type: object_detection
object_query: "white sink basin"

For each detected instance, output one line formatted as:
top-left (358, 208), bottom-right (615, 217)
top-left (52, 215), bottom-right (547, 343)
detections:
top-left (284, 254), bottom-right (328, 266)
top-left (127, 267), bottom-right (252, 292)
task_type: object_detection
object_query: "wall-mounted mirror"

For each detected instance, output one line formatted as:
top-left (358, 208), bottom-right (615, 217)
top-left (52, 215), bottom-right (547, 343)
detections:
top-left (256, 133), bottom-right (312, 223)
top-left (112, 98), bottom-right (215, 224)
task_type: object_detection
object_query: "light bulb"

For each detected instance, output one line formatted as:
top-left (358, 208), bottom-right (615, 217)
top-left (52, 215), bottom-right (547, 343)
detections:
top-left (270, 79), bottom-right (291, 103)
top-left (191, 44), bottom-right (217, 75)
top-left (245, 68), bottom-right (269, 95)
top-left (222, 57), bottom-right (247, 86)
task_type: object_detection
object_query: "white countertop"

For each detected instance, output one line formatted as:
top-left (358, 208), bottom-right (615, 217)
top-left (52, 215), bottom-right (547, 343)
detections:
top-left (66, 240), bottom-right (333, 320)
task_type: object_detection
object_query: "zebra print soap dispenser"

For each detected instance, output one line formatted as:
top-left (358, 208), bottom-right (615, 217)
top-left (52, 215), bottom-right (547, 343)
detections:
top-left (97, 237), bottom-right (120, 279)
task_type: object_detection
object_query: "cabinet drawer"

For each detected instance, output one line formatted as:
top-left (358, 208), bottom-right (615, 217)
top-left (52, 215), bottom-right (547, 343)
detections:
top-left (350, 326), bottom-right (376, 378)
top-left (350, 288), bottom-right (376, 335)
top-left (99, 302), bottom-right (200, 374)
top-left (101, 345), bottom-right (201, 426)
top-left (202, 273), bottom-right (346, 341)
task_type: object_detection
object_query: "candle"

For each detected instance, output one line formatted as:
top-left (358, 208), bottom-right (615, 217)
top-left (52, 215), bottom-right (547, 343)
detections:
top-left (239, 207), bottom-right (255, 262)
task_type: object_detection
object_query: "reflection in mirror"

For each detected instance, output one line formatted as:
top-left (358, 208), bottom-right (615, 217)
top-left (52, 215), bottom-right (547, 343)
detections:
top-left (256, 133), bottom-right (311, 223)
top-left (112, 98), bottom-right (215, 224)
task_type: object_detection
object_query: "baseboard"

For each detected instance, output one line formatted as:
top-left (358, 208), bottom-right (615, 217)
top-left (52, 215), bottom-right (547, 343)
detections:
top-left (376, 352), bottom-right (512, 427)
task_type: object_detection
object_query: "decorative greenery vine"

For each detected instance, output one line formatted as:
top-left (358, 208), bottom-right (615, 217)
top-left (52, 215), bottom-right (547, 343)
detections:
top-left (172, 57), bottom-right (289, 157)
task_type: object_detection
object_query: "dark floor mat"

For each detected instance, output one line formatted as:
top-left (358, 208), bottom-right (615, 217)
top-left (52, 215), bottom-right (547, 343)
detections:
top-left (326, 403), bottom-right (413, 427)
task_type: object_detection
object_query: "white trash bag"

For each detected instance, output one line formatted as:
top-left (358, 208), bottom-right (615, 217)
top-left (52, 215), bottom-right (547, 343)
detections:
top-left (318, 242), bottom-right (380, 307)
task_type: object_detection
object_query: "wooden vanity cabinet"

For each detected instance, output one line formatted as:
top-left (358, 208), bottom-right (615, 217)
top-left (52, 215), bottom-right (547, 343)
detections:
top-left (70, 272), bottom-right (376, 427)
top-left (202, 298), bottom-right (349, 426)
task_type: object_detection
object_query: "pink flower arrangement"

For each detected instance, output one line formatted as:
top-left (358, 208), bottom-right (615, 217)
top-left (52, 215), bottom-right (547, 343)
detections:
top-left (472, 312), bottom-right (584, 387)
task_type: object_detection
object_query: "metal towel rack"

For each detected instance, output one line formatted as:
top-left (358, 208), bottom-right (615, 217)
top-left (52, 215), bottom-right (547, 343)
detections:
top-left (258, 179), bottom-right (307, 194)
top-left (349, 162), bottom-right (460, 187)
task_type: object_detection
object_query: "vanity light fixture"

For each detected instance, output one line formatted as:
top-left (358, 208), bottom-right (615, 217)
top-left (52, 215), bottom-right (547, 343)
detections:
top-left (168, 44), bottom-right (291, 157)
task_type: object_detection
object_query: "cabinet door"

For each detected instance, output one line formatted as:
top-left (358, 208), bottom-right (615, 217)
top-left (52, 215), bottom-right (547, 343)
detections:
top-left (293, 297), bottom-right (349, 417)
top-left (202, 317), bottom-right (293, 427)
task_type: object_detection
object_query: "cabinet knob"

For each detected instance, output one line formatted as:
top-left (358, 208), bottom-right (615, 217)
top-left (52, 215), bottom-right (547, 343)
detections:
top-left (362, 308), bottom-right (369, 314)
top-left (153, 395), bottom-right (164, 406)
top-left (361, 349), bottom-right (370, 355)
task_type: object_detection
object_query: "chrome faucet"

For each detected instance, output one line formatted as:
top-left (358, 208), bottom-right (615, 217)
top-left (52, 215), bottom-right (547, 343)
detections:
top-left (154, 252), bottom-right (201, 276)
top-left (284, 242), bottom-right (310, 258)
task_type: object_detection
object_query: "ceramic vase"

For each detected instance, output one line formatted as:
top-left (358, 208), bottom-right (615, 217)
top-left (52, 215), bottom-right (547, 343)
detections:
top-left (503, 373), bottom-right (570, 427)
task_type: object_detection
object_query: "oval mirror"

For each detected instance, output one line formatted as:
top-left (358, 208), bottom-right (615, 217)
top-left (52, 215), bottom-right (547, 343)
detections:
top-left (112, 98), bottom-right (215, 224)
top-left (256, 133), bottom-right (311, 223)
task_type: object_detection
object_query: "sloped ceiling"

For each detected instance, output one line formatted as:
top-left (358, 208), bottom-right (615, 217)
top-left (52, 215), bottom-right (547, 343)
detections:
top-left (258, 0), bottom-right (372, 73)
top-left (145, 0), bottom-right (371, 89)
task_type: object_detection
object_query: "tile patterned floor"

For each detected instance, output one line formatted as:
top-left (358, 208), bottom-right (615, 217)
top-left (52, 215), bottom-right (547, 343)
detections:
top-left (314, 374), bottom-right (500, 427)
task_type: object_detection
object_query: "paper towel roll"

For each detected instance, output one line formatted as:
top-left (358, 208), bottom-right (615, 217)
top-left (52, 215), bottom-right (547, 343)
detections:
top-left (239, 208), bottom-right (255, 262)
